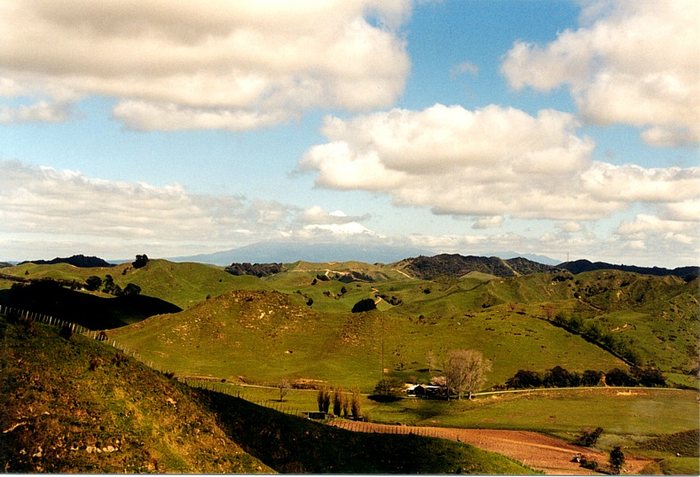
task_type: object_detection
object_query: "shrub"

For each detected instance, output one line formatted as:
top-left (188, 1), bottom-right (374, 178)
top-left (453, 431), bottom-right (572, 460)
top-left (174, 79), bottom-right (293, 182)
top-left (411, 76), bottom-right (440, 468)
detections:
top-left (369, 377), bottom-right (404, 402)
top-left (543, 366), bottom-right (580, 388)
top-left (85, 275), bottom-right (102, 291)
top-left (351, 298), bottom-right (376, 313)
top-left (581, 369), bottom-right (604, 386)
top-left (631, 366), bottom-right (666, 387)
top-left (609, 446), bottom-right (625, 474)
top-left (132, 254), bottom-right (149, 269)
top-left (89, 356), bottom-right (103, 371)
top-left (506, 369), bottom-right (542, 389)
top-left (575, 427), bottom-right (604, 447)
top-left (605, 368), bottom-right (636, 386)
top-left (111, 351), bottom-right (129, 367)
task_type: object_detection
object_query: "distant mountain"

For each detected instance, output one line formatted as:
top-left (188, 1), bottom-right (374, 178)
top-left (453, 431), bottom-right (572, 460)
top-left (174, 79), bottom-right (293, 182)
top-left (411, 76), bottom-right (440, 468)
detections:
top-left (558, 259), bottom-right (699, 281)
top-left (398, 254), bottom-right (554, 279)
top-left (22, 254), bottom-right (114, 268)
top-left (490, 251), bottom-right (561, 266)
top-left (171, 241), bottom-right (432, 265)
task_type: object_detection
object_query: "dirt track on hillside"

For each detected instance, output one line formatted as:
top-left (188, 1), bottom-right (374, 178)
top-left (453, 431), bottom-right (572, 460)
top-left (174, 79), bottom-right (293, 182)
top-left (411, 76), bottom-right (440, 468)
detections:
top-left (329, 420), bottom-right (652, 475)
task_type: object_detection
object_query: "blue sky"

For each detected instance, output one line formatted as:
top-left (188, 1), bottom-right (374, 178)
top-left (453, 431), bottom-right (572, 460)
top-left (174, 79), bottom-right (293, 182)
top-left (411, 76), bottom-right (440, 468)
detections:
top-left (0, 0), bottom-right (698, 266)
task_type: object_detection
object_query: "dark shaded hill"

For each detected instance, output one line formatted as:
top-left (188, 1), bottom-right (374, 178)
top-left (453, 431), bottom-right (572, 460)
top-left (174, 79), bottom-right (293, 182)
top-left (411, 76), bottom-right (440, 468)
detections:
top-left (399, 254), bottom-right (554, 279)
top-left (0, 315), bottom-right (534, 474)
top-left (22, 254), bottom-right (114, 268)
top-left (559, 259), bottom-right (699, 281)
top-left (0, 280), bottom-right (181, 329)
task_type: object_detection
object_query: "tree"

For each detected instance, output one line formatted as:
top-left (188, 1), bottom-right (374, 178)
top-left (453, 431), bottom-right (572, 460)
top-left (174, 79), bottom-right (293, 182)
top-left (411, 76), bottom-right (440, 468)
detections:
top-left (581, 369), bottom-right (604, 387)
top-left (332, 388), bottom-right (343, 416)
top-left (370, 376), bottom-right (404, 402)
top-left (316, 386), bottom-right (331, 413)
top-left (122, 282), bottom-right (141, 297)
top-left (278, 379), bottom-right (290, 402)
top-left (609, 446), bottom-right (625, 474)
top-left (350, 388), bottom-right (362, 419)
top-left (506, 369), bottom-right (542, 389)
top-left (443, 349), bottom-right (491, 399)
top-left (85, 275), bottom-right (102, 291)
top-left (351, 298), bottom-right (376, 313)
top-left (543, 366), bottom-right (580, 388)
top-left (132, 254), bottom-right (149, 269)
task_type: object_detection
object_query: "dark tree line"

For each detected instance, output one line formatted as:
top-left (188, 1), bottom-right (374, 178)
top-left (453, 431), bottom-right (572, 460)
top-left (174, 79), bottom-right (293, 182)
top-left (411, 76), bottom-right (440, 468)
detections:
top-left (505, 365), bottom-right (666, 389)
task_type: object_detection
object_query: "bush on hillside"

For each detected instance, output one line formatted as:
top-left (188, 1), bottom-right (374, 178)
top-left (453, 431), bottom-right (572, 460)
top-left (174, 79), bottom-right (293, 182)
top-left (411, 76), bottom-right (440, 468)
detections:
top-left (543, 366), bottom-right (580, 388)
top-left (505, 369), bottom-right (542, 389)
top-left (132, 254), bottom-right (149, 269)
top-left (351, 298), bottom-right (377, 313)
top-left (84, 275), bottom-right (102, 291)
top-left (369, 377), bottom-right (405, 402)
top-left (575, 427), bottom-right (604, 447)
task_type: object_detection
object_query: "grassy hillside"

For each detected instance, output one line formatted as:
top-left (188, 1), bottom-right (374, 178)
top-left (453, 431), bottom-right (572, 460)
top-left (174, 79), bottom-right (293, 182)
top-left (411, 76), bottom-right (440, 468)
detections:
top-left (1, 259), bottom-right (262, 309)
top-left (112, 289), bottom-right (628, 391)
top-left (0, 315), bottom-right (269, 473)
top-left (0, 315), bottom-right (534, 474)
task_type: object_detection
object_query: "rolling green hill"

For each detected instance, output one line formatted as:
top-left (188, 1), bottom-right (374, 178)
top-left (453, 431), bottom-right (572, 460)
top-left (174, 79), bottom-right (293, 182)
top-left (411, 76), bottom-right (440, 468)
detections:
top-left (0, 314), bottom-right (534, 474)
top-left (111, 288), bottom-right (630, 391)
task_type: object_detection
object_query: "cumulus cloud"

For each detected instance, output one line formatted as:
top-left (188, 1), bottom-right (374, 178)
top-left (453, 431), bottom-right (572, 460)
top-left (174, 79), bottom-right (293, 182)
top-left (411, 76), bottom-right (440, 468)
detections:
top-left (300, 103), bottom-right (699, 222)
top-left (0, 160), bottom-right (303, 258)
top-left (501, 0), bottom-right (700, 146)
top-left (0, 0), bottom-right (410, 130)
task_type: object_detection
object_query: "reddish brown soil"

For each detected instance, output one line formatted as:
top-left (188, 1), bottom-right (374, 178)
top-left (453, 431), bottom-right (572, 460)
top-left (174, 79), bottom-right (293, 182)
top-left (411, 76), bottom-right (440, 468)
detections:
top-left (329, 420), bottom-right (652, 475)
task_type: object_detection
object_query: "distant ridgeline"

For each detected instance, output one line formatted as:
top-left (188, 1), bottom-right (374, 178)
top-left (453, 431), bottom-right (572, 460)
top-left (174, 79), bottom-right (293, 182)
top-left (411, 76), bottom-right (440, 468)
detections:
top-left (21, 254), bottom-right (114, 268)
top-left (399, 254), bottom-right (554, 279)
top-left (224, 262), bottom-right (286, 277)
top-left (558, 259), bottom-right (699, 282)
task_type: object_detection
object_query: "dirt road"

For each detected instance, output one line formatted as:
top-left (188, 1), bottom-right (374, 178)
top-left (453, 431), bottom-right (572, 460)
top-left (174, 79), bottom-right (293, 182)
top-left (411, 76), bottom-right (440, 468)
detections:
top-left (329, 420), bottom-right (652, 475)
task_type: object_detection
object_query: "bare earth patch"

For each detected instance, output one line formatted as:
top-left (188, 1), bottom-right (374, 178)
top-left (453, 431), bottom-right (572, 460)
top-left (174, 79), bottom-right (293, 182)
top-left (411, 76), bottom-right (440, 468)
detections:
top-left (329, 420), bottom-right (652, 475)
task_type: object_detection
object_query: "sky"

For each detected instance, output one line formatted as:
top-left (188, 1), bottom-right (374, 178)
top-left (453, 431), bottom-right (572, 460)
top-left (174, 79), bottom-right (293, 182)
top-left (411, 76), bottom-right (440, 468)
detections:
top-left (0, 0), bottom-right (698, 267)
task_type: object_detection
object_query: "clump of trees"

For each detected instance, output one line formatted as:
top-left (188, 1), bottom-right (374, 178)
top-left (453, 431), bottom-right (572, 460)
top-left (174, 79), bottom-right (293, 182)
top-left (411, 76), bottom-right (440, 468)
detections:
top-left (505, 365), bottom-right (666, 389)
top-left (369, 376), bottom-right (404, 402)
top-left (225, 262), bottom-right (284, 277)
top-left (351, 298), bottom-right (376, 313)
top-left (132, 254), bottom-right (149, 269)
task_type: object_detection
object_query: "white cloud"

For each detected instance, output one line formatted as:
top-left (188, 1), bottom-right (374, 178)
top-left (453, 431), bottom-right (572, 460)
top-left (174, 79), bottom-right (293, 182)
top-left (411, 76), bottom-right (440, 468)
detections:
top-left (450, 61), bottom-right (479, 78)
top-left (501, 0), bottom-right (700, 146)
top-left (0, 0), bottom-right (410, 130)
top-left (472, 216), bottom-right (503, 229)
top-left (300, 103), bottom-right (699, 222)
top-left (0, 160), bottom-right (302, 258)
top-left (299, 205), bottom-right (370, 225)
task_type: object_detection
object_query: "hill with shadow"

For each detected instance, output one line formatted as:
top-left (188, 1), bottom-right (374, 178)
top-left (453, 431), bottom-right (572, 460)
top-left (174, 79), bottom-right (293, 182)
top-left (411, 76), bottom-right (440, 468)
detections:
top-left (0, 280), bottom-right (181, 329)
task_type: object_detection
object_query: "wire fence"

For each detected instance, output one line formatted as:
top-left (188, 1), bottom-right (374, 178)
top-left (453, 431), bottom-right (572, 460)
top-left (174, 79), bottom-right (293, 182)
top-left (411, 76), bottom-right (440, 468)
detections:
top-left (0, 304), bottom-right (316, 420)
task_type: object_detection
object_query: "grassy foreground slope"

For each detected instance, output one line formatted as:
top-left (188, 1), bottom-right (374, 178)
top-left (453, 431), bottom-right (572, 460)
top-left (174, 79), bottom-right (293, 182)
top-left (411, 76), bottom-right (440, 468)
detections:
top-left (0, 316), bottom-right (269, 473)
top-left (0, 316), bottom-right (534, 475)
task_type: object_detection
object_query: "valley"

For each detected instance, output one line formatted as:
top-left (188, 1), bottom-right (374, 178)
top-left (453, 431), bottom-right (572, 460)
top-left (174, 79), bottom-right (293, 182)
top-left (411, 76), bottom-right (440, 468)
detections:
top-left (1, 254), bottom-right (698, 474)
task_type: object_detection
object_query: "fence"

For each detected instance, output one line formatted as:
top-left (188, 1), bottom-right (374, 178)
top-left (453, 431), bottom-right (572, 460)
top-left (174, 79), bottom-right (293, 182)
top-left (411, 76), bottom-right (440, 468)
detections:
top-left (179, 376), bottom-right (308, 419)
top-left (330, 419), bottom-right (445, 438)
top-left (0, 305), bottom-right (311, 420)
